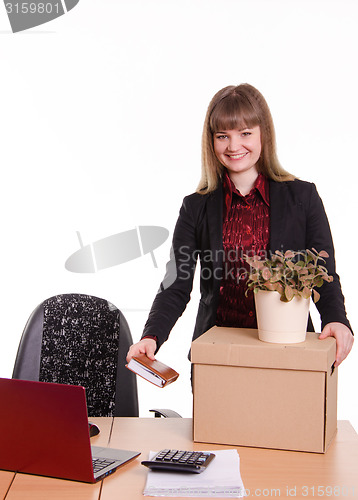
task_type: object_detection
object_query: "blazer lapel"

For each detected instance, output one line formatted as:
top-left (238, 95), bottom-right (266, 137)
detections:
top-left (206, 185), bottom-right (223, 259)
top-left (269, 180), bottom-right (288, 253)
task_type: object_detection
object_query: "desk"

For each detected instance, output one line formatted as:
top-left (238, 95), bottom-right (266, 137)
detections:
top-left (1, 419), bottom-right (358, 499)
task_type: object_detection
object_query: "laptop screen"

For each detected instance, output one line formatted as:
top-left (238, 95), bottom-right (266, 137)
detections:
top-left (0, 378), bottom-right (99, 482)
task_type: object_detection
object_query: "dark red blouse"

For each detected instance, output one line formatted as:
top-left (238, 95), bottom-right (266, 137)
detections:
top-left (215, 171), bottom-right (270, 328)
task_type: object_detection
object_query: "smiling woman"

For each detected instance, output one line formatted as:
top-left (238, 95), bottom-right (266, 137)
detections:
top-left (126, 83), bottom-right (353, 370)
top-left (213, 126), bottom-right (262, 195)
top-left (199, 84), bottom-right (295, 195)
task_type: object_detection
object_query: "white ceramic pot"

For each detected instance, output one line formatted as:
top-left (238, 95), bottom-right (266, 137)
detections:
top-left (254, 290), bottom-right (310, 344)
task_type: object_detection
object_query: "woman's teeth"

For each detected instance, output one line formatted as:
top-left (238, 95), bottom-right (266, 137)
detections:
top-left (228, 153), bottom-right (247, 159)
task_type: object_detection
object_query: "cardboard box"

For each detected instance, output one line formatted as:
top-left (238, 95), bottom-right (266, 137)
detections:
top-left (191, 327), bottom-right (337, 453)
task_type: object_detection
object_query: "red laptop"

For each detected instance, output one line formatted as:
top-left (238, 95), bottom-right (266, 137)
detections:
top-left (0, 378), bottom-right (140, 482)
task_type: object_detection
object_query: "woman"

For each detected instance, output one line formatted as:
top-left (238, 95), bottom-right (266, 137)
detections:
top-left (127, 84), bottom-right (353, 367)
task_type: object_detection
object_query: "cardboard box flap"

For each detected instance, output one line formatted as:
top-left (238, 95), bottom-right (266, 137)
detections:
top-left (191, 327), bottom-right (336, 372)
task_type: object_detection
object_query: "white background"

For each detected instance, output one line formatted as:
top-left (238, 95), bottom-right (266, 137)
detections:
top-left (0, 0), bottom-right (357, 431)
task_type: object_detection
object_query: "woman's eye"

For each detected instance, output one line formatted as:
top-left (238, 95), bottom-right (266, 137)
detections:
top-left (216, 135), bottom-right (227, 140)
top-left (242, 132), bottom-right (251, 136)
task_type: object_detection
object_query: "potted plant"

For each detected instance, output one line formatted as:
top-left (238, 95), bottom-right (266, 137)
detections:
top-left (243, 248), bottom-right (333, 343)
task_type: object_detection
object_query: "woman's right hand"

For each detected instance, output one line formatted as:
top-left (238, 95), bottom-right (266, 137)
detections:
top-left (126, 338), bottom-right (157, 363)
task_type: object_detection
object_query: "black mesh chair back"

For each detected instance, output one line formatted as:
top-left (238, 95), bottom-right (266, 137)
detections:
top-left (12, 293), bottom-right (139, 417)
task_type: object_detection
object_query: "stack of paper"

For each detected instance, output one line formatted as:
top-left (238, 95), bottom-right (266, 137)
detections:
top-left (143, 449), bottom-right (245, 498)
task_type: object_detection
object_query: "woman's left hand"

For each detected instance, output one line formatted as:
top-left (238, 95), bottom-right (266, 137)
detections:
top-left (319, 322), bottom-right (354, 367)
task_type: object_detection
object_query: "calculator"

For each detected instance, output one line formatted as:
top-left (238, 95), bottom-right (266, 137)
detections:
top-left (141, 449), bottom-right (215, 473)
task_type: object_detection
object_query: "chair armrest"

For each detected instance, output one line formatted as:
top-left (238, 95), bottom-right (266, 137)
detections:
top-left (149, 408), bottom-right (182, 418)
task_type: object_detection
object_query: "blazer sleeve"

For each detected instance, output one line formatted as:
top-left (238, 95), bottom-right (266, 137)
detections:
top-left (305, 183), bottom-right (353, 333)
top-left (141, 194), bottom-right (201, 349)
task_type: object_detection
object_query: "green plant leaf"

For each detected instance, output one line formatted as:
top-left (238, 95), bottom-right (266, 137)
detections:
top-left (318, 250), bottom-right (329, 259)
top-left (284, 250), bottom-right (295, 259)
top-left (312, 289), bottom-right (320, 303)
top-left (300, 287), bottom-right (311, 299)
top-left (262, 268), bottom-right (272, 280)
top-left (285, 285), bottom-right (294, 301)
top-left (265, 282), bottom-right (278, 291)
top-left (315, 278), bottom-right (324, 288)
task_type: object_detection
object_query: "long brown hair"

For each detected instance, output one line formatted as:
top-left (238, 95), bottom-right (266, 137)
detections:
top-left (197, 84), bottom-right (295, 194)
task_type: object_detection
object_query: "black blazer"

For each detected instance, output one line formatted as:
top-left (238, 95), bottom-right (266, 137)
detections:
top-left (143, 179), bottom-right (351, 349)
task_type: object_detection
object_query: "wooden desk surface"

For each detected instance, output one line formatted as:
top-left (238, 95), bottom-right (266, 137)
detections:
top-left (2, 419), bottom-right (358, 499)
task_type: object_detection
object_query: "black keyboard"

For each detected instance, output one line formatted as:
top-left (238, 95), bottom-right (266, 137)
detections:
top-left (92, 457), bottom-right (116, 474)
top-left (141, 449), bottom-right (215, 473)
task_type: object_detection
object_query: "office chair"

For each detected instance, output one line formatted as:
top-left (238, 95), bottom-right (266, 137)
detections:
top-left (12, 293), bottom-right (181, 418)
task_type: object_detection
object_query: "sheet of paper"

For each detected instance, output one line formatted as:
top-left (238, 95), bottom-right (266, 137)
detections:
top-left (143, 449), bottom-right (245, 497)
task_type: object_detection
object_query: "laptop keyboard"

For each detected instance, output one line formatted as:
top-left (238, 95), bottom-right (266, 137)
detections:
top-left (92, 457), bottom-right (116, 474)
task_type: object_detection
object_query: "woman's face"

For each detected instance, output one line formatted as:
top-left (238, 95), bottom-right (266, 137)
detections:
top-left (213, 125), bottom-right (261, 178)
